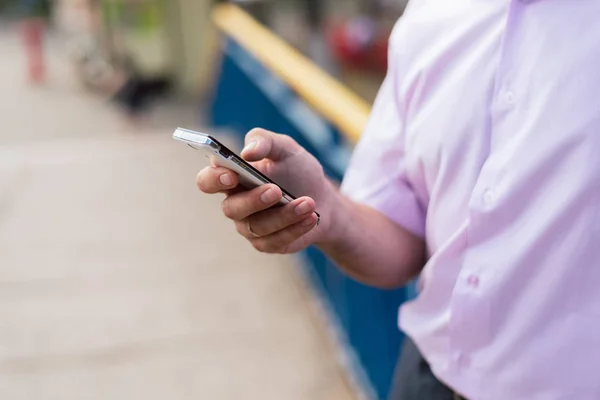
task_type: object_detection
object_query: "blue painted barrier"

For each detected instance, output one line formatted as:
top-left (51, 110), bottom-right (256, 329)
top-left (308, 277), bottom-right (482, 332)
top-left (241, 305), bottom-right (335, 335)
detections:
top-left (209, 39), bottom-right (411, 399)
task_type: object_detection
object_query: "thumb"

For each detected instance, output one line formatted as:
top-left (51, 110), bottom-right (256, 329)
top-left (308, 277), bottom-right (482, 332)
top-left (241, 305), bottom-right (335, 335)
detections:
top-left (240, 128), bottom-right (298, 162)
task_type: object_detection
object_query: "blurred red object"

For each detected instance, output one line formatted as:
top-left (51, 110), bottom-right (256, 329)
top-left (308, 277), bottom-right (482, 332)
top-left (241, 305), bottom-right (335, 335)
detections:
top-left (327, 18), bottom-right (389, 74)
top-left (20, 18), bottom-right (45, 84)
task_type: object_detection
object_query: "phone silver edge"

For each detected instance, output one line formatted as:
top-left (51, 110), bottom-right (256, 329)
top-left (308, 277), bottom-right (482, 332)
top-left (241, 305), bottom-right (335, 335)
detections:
top-left (173, 128), bottom-right (295, 206)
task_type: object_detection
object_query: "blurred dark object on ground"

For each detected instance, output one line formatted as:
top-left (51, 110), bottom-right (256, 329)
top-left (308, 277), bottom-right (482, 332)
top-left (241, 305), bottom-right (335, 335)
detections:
top-left (111, 73), bottom-right (173, 125)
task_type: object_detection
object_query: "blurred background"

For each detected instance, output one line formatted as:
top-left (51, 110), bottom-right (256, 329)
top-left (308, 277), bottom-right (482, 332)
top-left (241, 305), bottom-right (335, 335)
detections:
top-left (0, 0), bottom-right (411, 399)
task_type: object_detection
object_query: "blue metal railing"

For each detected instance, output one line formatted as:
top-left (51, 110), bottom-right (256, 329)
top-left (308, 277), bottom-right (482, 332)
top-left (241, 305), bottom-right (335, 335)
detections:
top-left (208, 38), bottom-right (411, 400)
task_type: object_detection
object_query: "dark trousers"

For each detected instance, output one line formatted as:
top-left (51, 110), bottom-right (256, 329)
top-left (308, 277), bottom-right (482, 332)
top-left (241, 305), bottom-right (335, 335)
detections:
top-left (388, 337), bottom-right (465, 400)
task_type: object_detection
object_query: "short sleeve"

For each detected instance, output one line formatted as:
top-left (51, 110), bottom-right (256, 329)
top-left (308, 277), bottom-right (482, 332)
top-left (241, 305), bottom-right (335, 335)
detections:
top-left (340, 65), bottom-right (425, 238)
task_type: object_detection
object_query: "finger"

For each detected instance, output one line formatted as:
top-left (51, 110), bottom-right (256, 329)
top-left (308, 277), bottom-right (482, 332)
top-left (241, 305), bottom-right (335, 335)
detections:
top-left (250, 213), bottom-right (319, 254)
top-left (222, 184), bottom-right (282, 221)
top-left (241, 128), bottom-right (298, 162)
top-left (236, 197), bottom-right (316, 238)
top-left (196, 166), bottom-right (239, 194)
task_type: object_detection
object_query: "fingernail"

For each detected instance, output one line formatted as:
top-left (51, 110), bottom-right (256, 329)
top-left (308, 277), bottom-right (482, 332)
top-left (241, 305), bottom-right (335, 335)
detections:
top-left (294, 201), bottom-right (312, 215)
top-left (243, 141), bottom-right (257, 153)
top-left (302, 215), bottom-right (316, 226)
top-left (220, 173), bottom-right (232, 186)
top-left (261, 187), bottom-right (279, 204)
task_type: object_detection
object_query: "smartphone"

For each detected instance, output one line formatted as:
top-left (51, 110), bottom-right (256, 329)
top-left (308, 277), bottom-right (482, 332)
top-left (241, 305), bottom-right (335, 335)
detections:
top-left (173, 128), bottom-right (319, 220)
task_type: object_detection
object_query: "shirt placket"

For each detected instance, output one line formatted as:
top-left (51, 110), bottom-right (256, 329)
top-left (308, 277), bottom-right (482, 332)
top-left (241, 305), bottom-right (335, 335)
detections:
top-left (448, 0), bottom-right (527, 373)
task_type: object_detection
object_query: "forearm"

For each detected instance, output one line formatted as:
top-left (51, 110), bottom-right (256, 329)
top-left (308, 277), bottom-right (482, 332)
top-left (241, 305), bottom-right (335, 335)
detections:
top-left (316, 186), bottom-right (426, 288)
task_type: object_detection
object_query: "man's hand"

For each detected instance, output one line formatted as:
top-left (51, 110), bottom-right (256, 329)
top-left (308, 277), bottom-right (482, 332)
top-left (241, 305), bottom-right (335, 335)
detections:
top-left (196, 128), bottom-right (424, 288)
top-left (196, 128), bottom-right (336, 254)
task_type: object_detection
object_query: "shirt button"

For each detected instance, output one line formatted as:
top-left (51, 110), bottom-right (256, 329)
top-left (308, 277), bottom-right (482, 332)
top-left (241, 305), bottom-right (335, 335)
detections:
top-left (483, 189), bottom-right (496, 205)
top-left (467, 275), bottom-right (480, 288)
top-left (455, 352), bottom-right (471, 368)
top-left (460, 354), bottom-right (471, 368)
top-left (504, 90), bottom-right (515, 104)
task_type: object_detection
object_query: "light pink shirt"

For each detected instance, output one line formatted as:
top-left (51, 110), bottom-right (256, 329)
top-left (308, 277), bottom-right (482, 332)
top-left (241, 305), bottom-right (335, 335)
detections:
top-left (341, 1), bottom-right (600, 399)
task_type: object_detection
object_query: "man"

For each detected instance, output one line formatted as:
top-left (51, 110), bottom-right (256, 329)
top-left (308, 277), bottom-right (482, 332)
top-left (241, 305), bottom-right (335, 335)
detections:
top-left (197, 1), bottom-right (600, 399)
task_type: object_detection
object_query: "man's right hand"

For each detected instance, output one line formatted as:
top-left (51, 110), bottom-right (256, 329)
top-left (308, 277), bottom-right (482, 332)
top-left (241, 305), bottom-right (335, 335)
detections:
top-left (196, 128), bottom-right (339, 254)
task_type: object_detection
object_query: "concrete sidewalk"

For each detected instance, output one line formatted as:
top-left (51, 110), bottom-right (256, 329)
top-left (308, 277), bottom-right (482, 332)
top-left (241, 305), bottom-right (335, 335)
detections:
top-left (0, 27), bottom-right (356, 400)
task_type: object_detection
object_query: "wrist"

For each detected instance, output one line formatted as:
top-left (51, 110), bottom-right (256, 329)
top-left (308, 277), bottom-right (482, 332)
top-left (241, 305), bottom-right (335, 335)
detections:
top-left (314, 180), bottom-right (351, 249)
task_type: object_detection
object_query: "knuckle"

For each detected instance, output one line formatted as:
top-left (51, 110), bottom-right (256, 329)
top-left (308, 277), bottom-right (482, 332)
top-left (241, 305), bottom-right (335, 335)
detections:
top-left (279, 133), bottom-right (295, 146)
top-left (280, 134), bottom-right (299, 150)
